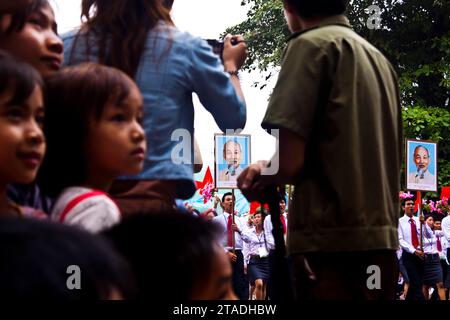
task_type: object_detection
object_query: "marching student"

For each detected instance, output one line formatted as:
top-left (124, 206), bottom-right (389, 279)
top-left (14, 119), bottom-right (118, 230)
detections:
top-left (422, 214), bottom-right (446, 300)
top-left (247, 208), bottom-right (271, 300)
top-left (398, 196), bottom-right (434, 300)
top-left (213, 192), bottom-right (252, 300)
top-left (264, 197), bottom-right (288, 300)
top-left (442, 210), bottom-right (450, 299)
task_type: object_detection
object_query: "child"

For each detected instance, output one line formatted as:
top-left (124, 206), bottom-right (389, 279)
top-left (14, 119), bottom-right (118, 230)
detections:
top-left (0, 51), bottom-right (46, 218)
top-left (0, 0), bottom-right (63, 213)
top-left (42, 63), bottom-right (146, 233)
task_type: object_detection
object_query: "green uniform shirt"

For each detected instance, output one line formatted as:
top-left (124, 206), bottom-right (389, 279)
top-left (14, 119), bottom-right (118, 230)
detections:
top-left (262, 15), bottom-right (402, 254)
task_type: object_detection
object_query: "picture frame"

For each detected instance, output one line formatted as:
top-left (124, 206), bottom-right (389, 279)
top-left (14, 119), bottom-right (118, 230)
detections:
top-left (214, 133), bottom-right (251, 189)
top-left (406, 139), bottom-right (438, 192)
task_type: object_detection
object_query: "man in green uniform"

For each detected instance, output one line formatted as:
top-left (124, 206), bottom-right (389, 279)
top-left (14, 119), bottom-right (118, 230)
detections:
top-left (238, 0), bottom-right (402, 300)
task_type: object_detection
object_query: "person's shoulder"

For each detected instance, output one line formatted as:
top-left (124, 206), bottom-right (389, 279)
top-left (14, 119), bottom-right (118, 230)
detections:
top-left (61, 29), bottom-right (79, 41)
top-left (61, 29), bottom-right (87, 51)
top-left (157, 22), bottom-right (205, 49)
top-left (53, 187), bottom-right (114, 214)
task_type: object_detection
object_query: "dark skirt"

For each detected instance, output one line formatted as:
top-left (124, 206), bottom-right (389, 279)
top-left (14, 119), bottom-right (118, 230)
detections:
top-left (423, 254), bottom-right (443, 286)
top-left (445, 249), bottom-right (450, 288)
top-left (248, 256), bottom-right (270, 283)
top-left (399, 257), bottom-right (409, 283)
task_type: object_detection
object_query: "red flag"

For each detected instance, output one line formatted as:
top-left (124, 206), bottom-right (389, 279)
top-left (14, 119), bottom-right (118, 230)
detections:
top-left (415, 192), bottom-right (421, 214)
top-left (249, 202), bottom-right (269, 214)
top-left (249, 201), bottom-right (260, 215)
top-left (441, 186), bottom-right (450, 200)
top-left (195, 166), bottom-right (213, 190)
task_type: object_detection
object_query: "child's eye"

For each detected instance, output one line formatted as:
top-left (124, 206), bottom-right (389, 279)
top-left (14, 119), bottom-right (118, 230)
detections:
top-left (35, 113), bottom-right (45, 128)
top-left (27, 17), bottom-right (44, 30)
top-left (6, 109), bottom-right (25, 122)
top-left (111, 114), bottom-right (127, 122)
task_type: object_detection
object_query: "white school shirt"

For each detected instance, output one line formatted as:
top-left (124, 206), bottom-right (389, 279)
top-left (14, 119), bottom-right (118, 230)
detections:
top-left (442, 215), bottom-right (450, 242)
top-left (51, 187), bottom-right (121, 233)
top-left (440, 236), bottom-right (449, 264)
top-left (263, 212), bottom-right (288, 251)
top-left (213, 212), bottom-right (251, 251)
top-left (398, 214), bottom-right (433, 254)
top-left (423, 230), bottom-right (445, 254)
top-left (246, 227), bottom-right (270, 257)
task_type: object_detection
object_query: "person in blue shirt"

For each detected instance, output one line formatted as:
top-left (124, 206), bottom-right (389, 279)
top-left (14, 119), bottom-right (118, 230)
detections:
top-left (63, 0), bottom-right (247, 215)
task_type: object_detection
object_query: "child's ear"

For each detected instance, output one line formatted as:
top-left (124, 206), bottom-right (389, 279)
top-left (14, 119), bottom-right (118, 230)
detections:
top-left (0, 14), bottom-right (13, 34)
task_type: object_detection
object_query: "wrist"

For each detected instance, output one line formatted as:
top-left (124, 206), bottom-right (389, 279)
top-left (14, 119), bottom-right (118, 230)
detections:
top-left (225, 70), bottom-right (239, 78)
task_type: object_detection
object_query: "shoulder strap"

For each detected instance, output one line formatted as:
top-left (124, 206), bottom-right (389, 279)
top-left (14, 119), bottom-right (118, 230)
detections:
top-left (59, 191), bottom-right (106, 223)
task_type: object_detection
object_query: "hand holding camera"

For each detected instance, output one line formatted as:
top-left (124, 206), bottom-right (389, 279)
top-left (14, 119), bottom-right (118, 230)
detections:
top-left (222, 34), bottom-right (247, 73)
top-left (206, 34), bottom-right (247, 72)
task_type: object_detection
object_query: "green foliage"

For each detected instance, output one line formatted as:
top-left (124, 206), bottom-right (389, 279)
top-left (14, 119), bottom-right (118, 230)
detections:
top-left (224, 1), bottom-right (288, 88)
top-left (226, 0), bottom-right (449, 108)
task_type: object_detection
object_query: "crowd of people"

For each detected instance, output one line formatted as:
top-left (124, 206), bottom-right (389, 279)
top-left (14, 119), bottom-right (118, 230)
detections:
top-left (397, 194), bottom-right (450, 300)
top-left (1, 0), bottom-right (449, 301)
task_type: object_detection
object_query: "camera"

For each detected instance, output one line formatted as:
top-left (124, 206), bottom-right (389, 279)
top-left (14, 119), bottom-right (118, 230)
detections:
top-left (205, 38), bottom-right (241, 60)
top-left (206, 39), bottom-right (224, 59)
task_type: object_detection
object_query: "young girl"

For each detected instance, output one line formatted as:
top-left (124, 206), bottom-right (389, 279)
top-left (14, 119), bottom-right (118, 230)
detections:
top-left (423, 214), bottom-right (446, 300)
top-left (0, 51), bottom-right (46, 218)
top-left (41, 63), bottom-right (146, 233)
top-left (0, 0), bottom-right (63, 213)
top-left (246, 209), bottom-right (270, 300)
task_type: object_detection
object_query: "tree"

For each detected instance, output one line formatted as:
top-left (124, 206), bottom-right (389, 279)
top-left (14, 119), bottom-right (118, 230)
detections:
top-left (225, 0), bottom-right (450, 190)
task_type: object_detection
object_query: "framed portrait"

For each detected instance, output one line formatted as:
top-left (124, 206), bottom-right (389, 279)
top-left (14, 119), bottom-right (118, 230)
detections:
top-left (214, 133), bottom-right (251, 189)
top-left (406, 139), bottom-right (438, 192)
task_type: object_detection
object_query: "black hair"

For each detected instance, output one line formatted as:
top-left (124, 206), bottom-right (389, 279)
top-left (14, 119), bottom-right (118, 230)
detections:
top-left (0, 50), bottom-right (43, 106)
top-left (401, 197), bottom-right (416, 207)
top-left (222, 192), bottom-right (235, 203)
top-left (432, 212), bottom-right (443, 222)
top-left (0, 218), bottom-right (135, 299)
top-left (162, 0), bottom-right (174, 9)
top-left (285, 0), bottom-right (348, 19)
top-left (253, 208), bottom-right (267, 225)
top-left (103, 211), bottom-right (222, 300)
